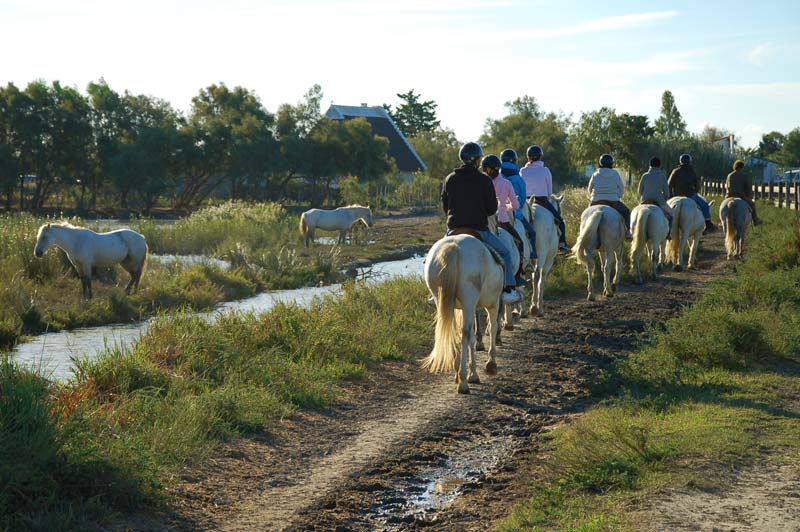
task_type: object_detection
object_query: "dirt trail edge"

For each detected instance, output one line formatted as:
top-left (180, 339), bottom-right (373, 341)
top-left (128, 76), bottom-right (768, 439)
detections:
top-left (154, 232), bottom-right (728, 532)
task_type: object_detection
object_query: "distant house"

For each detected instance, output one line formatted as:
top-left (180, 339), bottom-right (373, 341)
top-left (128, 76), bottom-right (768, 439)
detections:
top-left (324, 104), bottom-right (427, 179)
top-left (745, 156), bottom-right (780, 183)
top-left (712, 135), bottom-right (737, 158)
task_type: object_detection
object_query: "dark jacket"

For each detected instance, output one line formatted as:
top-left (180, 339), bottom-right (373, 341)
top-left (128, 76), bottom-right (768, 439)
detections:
top-left (726, 169), bottom-right (752, 199)
top-left (668, 164), bottom-right (699, 197)
top-left (441, 164), bottom-right (497, 231)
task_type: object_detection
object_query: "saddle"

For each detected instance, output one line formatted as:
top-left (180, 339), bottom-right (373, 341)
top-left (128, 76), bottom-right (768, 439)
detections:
top-left (590, 200), bottom-right (616, 207)
top-left (641, 199), bottom-right (660, 206)
top-left (446, 227), bottom-right (504, 267)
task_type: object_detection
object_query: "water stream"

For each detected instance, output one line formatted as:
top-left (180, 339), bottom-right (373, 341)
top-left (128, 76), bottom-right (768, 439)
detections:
top-left (11, 255), bottom-right (425, 381)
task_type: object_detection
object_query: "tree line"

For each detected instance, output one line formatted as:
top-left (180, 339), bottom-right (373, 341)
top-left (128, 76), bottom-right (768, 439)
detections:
top-left (1, 80), bottom-right (797, 213)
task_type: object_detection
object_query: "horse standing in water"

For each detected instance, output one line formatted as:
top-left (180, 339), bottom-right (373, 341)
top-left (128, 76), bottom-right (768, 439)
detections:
top-left (299, 205), bottom-right (373, 246)
top-left (34, 222), bottom-right (148, 300)
top-left (572, 205), bottom-right (625, 301)
top-left (423, 234), bottom-right (503, 394)
top-left (719, 197), bottom-right (752, 260)
top-left (666, 196), bottom-right (707, 271)
top-left (629, 204), bottom-right (670, 284)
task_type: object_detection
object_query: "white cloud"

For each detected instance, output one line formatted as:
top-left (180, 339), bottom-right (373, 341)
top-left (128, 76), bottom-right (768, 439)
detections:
top-left (488, 10), bottom-right (679, 40)
top-left (694, 82), bottom-right (800, 95)
top-left (746, 42), bottom-right (775, 66)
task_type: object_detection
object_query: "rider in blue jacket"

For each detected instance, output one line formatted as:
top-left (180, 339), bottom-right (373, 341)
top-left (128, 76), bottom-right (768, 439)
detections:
top-left (500, 148), bottom-right (536, 260)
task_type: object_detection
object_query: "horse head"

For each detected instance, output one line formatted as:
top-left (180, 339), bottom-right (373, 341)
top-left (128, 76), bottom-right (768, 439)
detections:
top-left (364, 206), bottom-right (374, 227)
top-left (550, 194), bottom-right (564, 215)
top-left (34, 223), bottom-right (52, 257)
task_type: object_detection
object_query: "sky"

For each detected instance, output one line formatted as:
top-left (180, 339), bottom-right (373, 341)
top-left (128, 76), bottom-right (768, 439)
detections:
top-left (1, 0), bottom-right (799, 149)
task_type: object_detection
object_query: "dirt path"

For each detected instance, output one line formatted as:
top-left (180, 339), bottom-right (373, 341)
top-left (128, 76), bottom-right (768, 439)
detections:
top-left (144, 229), bottom-right (752, 532)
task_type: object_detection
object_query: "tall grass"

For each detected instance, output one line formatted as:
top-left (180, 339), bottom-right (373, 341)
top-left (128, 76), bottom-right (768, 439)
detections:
top-left (0, 277), bottom-right (431, 527)
top-left (499, 204), bottom-right (800, 531)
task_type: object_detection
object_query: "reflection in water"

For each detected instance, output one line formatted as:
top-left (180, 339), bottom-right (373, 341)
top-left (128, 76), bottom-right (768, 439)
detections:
top-left (11, 255), bottom-right (425, 381)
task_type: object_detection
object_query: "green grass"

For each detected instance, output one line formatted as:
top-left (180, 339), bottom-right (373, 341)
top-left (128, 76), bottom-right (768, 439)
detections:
top-left (0, 277), bottom-right (432, 528)
top-left (498, 204), bottom-right (800, 532)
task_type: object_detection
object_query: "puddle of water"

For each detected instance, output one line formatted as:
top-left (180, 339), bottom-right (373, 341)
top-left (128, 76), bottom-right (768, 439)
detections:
top-left (150, 253), bottom-right (231, 270)
top-left (9, 255), bottom-right (425, 381)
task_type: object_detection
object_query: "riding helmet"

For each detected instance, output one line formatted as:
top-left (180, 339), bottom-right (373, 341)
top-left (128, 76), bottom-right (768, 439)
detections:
top-left (599, 153), bottom-right (614, 168)
top-left (526, 145), bottom-right (544, 160)
top-left (480, 154), bottom-right (502, 170)
top-left (459, 142), bottom-right (484, 165)
top-left (500, 148), bottom-right (518, 163)
top-left (679, 153), bottom-right (692, 165)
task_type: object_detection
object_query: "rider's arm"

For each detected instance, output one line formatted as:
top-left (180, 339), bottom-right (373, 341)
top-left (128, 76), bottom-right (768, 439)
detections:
top-left (483, 179), bottom-right (498, 216)
top-left (508, 181), bottom-right (520, 211)
top-left (587, 175), bottom-right (594, 199)
top-left (616, 172), bottom-right (625, 199)
top-left (441, 180), bottom-right (449, 214)
top-left (546, 169), bottom-right (553, 197)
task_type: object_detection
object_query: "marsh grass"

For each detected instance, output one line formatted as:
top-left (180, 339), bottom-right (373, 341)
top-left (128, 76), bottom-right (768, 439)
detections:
top-left (499, 205), bottom-right (800, 531)
top-left (0, 277), bottom-right (431, 527)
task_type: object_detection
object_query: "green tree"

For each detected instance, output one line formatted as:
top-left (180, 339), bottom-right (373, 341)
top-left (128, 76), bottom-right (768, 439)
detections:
top-left (698, 124), bottom-right (733, 143)
top-left (655, 90), bottom-right (688, 140)
top-left (758, 131), bottom-right (785, 159)
top-left (384, 90), bottom-right (440, 138)
top-left (408, 127), bottom-right (461, 180)
top-left (777, 128), bottom-right (800, 167)
top-left (481, 96), bottom-right (575, 184)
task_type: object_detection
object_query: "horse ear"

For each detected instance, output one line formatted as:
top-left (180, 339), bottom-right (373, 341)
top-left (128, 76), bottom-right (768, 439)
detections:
top-left (555, 194), bottom-right (564, 202)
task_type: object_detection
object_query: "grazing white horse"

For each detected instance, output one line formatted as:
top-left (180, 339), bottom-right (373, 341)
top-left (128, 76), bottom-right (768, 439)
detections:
top-left (572, 205), bottom-right (625, 301)
top-left (523, 197), bottom-right (560, 317)
top-left (629, 204), bottom-right (670, 284)
top-left (299, 205), bottom-right (373, 246)
top-left (665, 197), bottom-right (706, 271)
top-left (34, 222), bottom-right (148, 299)
top-left (423, 234), bottom-right (502, 394)
top-left (719, 197), bottom-right (752, 260)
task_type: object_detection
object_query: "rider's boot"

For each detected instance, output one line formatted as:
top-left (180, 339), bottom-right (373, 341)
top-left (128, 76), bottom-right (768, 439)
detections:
top-left (704, 220), bottom-right (717, 233)
top-left (501, 287), bottom-right (521, 304)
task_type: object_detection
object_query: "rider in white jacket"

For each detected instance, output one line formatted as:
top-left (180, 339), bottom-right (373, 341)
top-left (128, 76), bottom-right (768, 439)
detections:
top-left (587, 154), bottom-right (632, 239)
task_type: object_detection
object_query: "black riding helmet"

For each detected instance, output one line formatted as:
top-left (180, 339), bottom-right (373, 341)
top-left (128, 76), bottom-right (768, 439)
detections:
top-left (526, 145), bottom-right (543, 160)
top-left (500, 148), bottom-right (518, 163)
top-left (480, 154), bottom-right (502, 171)
top-left (459, 142), bottom-right (483, 165)
top-left (599, 153), bottom-right (614, 168)
top-left (679, 153), bottom-right (692, 165)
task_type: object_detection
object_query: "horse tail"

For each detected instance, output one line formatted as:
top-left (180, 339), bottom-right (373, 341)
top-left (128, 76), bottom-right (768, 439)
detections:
top-left (422, 241), bottom-right (460, 374)
top-left (724, 202), bottom-right (737, 257)
top-left (572, 209), bottom-right (603, 266)
top-left (630, 206), bottom-right (650, 266)
top-left (299, 212), bottom-right (309, 237)
top-left (666, 198), bottom-right (683, 263)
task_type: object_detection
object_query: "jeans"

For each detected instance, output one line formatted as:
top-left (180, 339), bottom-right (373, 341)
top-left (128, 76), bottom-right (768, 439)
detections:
top-left (477, 229), bottom-right (515, 288)
top-left (532, 196), bottom-right (567, 245)
top-left (518, 215), bottom-right (537, 258)
top-left (691, 193), bottom-right (711, 221)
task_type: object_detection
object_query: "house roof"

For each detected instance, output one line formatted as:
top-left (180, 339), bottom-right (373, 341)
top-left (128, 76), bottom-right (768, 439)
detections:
top-left (324, 104), bottom-right (427, 173)
top-left (746, 155), bottom-right (780, 165)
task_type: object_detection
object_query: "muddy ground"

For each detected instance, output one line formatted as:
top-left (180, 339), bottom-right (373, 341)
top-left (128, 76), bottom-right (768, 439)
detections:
top-left (127, 220), bottom-right (792, 532)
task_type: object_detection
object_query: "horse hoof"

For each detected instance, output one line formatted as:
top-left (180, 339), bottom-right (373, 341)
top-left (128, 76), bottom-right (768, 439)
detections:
top-left (674, 265), bottom-right (683, 272)
top-left (496, 337), bottom-right (503, 346)
top-left (611, 283), bottom-right (618, 291)
top-left (587, 294), bottom-right (594, 302)
top-left (457, 382), bottom-right (470, 394)
top-left (467, 374), bottom-right (481, 384)
top-left (503, 323), bottom-right (514, 331)
top-left (485, 360), bottom-right (498, 375)
top-left (476, 341), bottom-right (485, 352)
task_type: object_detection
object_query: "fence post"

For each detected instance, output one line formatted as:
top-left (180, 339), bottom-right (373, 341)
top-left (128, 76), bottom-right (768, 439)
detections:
top-left (794, 184), bottom-right (799, 210)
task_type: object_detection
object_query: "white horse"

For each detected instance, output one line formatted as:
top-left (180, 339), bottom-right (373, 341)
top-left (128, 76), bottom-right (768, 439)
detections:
top-left (523, 197), bottom-right (560, 317)
top-left (299, 205), bottom-right (373, 246)
top-left (665, 197), bottom-right (706, 271)
top-left (34, 222), bottom-right (148, 299)
top-left (572, 205), bottom-right (625, 301)
top-left (629, 204), bottom-right (670, 284)
top-left (719, 197), bottom-right (752, 260)
top-left (423, 234), bottom-right (502, 394)
top-left (488, 215), bottom-right (523, 330)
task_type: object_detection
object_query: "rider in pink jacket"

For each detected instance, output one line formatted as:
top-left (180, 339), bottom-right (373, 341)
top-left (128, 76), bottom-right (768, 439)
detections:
top-left (482, 154), bottom-right (526, 286)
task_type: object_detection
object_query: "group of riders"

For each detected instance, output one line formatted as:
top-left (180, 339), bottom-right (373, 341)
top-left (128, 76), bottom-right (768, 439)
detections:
top-left (432, 141), bottom-right (763, 306)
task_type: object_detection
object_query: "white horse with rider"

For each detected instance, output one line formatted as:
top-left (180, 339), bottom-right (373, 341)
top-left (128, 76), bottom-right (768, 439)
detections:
top-left (34, 222), bottom-right (148, 299)
top-left (719, 197), bottom-right (752, 260)
top-left (572, 205), bottom-right (626, 301)
top-left (666, 196), bottom-right (708, 271)
top-left (629, 203), bottom-right (670, 284)
top-left (299, 205), bottom-right (373, 246)
top-left (522, 196), bottom-right (561, 316)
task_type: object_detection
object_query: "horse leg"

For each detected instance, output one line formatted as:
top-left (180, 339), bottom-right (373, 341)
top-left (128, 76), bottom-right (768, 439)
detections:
top-left (338, 229), bottom-right (347, 245)
top-left (466, 313), bottom-right (480, 385)
top-left (458, 306), bottom-right (475, 393)
top-left (613, 246), bottom-right (622, 291)
top-left (475, 310), bottom-right (485, 351)
top-left (601, 251), bottom-right (613, 298)
top-left (586, 250), bottom-right (595, 301)
top-left (688, 236), bottom-right (698, 270)
top-left (530, 266), bottom-right (541, 316)
top-left (675, 234), bottom-right (688, 272)
top-left (650, 243), bottom-right (659, 280)
top-left (485, 304), bottom-right (499, 376)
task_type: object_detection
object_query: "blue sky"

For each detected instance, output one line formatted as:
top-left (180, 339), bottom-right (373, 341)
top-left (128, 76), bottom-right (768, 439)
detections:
top-left (1, 0), bottom-right (798, 148)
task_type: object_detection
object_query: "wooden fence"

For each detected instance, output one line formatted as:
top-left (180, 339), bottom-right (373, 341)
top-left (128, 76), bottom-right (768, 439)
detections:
top-left (701, 179), bottom-right (800, 210)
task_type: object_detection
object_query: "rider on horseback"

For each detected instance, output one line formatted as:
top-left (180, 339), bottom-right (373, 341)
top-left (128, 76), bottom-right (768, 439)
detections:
top-left (520, 145), bottom-right (571, 252)
top-left (668, 153), bottom-right (716, 233)
top-left (637, 157), bottom-right (674, 239)
top-left (726, 160), bottom-right (762, 225)
top-left (439, 142), bottom-right (522, 305)
top-left (500, 149), bottom-right (537, 260)
top-left (481, 154), bottom-right (527, 287)
top-left (588, 154), bottom-right (632, 239)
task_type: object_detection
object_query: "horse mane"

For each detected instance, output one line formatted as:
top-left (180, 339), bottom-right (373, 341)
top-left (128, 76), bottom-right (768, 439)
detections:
top-left (344, 204), bottom-right (371, 210)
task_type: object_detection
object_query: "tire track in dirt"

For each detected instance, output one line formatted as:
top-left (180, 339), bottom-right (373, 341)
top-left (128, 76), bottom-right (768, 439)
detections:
top-left (157, 232), bottom-right (728, 532)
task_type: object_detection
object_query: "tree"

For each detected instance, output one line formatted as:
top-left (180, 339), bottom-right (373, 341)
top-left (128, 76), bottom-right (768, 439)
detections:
top-left (409, 127), bottom-right (461, 180)
top-left (698, 124), bottom-right (733, 143)
top-left (384, 89), bottom-right (440, 138)
top-left (758, 131), bottom-right (785, 159)
top-left (481, 96), bottom-right (575, 184)
top-left (777, 128), bottom-right (800, 168)
top-left (655, 90), bottom-right (688, 140)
